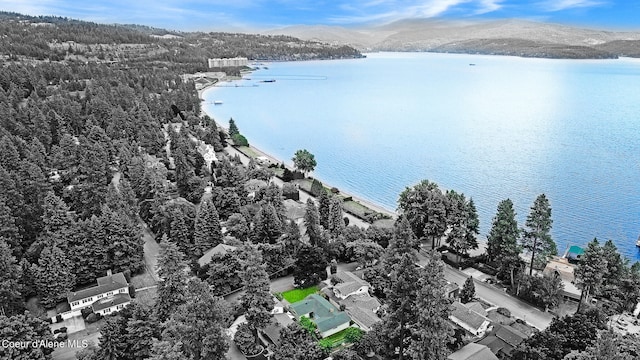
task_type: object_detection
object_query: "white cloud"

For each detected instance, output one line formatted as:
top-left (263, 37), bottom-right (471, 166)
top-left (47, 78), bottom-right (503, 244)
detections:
top-left (330, 0), bottom-right (486, 23)
top-left (475, 0), bottom-right (503, 14)
top-left (541, 0), bottom-right (606, 12)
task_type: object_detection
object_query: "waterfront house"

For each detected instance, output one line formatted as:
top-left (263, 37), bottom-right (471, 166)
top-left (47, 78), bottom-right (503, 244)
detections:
top-left (67, 270), bottom-right (131, 315)
top-left (289, 294), bottom-right (351, 338)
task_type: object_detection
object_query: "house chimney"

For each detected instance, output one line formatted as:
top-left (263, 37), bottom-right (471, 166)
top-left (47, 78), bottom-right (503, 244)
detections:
top-left (107, 269), bottom-right (112, 276)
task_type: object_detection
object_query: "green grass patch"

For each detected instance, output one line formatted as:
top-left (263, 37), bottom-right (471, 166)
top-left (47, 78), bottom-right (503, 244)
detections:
top-left (318, 327), bottom-right (363, 350)
top-left (237, 146), bottom-right (260, 158)
top-left (279, 286), bottom-right (319, 303)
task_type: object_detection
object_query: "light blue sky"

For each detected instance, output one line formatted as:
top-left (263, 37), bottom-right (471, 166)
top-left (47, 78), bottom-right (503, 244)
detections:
top-left (1, 0), bottom-right (638, 31)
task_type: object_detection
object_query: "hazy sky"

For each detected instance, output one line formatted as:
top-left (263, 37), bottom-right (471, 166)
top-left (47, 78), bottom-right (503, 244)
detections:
top-left (1, 0), bottom-right (638, 31)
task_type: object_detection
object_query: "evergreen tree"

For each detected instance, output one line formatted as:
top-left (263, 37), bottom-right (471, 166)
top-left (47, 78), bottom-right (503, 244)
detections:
top-left (304, 198), bottom-right (322, 246)
top-left (381, 254), bottom-right (422, 360)
top-left (228, 118), bottom-right (239, 136)
top-left (0, 198), bottom-right (22, 258)
top-left (0, 312), bottom-right (55, 360)
top-left (0, 237), bottom-right (24, 316)
top-left (100, 205), bottom-right (144, 274)
top-left (445, 191), bottom-right (479, 263)
top-left (522, 194), bottom-right (557, 275)
top-left (328, 197), bottom-right (345, 236)
top-left (601, 239), bottom-right (626, 289)
top-left (317, 191), bottom-right (331, 228)
top-left (162, 278), bottom-right (232, 360)
top-left (252, 203), bottom-right (283, 244)
top-left (33, 243), bottom-right (76, 308)
top-left (73, 215), bottom-right (109, 285)
top-left (409, 250), bottom-right (453, 360)
top-left (125, 304), bottom-right (156, 360)
top-left (575, 238), bottom-right (608, 312)
top-left (168, 208), bottom-right (193, 258)
top-left (193, 198), bottom-right (222, 257)
top-left (155, 239), bottom-right (188, 322)
top-left (240, 246), bottom-right (273, 347)
top-left (255, 183), bottom-right (286, 222)
top-left (98, 314), bottom-right (129, 360)
top-left (460, 276), bottom-right (475, 303)
top-left (486, 199), bottom-right (523, 287)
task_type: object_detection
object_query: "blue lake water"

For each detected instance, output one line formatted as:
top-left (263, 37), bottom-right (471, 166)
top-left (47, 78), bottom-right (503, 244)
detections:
top-left (203, 52), bottom-right (640, 260)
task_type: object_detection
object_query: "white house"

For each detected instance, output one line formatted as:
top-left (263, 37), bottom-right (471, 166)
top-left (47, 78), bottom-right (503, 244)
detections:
top-left (67, 271), bottom-right (131, 314)
top-left (333, 271), bottom-right (370, 300)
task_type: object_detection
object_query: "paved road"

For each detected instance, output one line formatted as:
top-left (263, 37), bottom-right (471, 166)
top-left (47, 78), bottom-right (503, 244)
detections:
top-left (444, 266), bottom-right (554, 330)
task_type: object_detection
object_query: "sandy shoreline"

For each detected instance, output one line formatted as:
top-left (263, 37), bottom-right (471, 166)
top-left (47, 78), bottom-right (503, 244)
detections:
top-left (198, 83), bottom-right (398, 220)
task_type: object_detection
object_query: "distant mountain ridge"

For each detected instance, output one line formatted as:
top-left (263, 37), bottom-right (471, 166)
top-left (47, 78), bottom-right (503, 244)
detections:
top-left (264, 19), bottom-right (640, 59)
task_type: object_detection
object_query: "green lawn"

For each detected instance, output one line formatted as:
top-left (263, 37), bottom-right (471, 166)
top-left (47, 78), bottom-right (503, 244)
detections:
top-left (279, 286), bottom-right (319, 303)
top-left (318, 327), bottom-right (362, 350)
top-left (237, 146), bottom-right (259, 158)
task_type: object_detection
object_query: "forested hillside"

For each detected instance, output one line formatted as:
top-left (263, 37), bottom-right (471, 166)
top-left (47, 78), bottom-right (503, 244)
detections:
top-left (0, 11), bottom-right (363, 72)
top-left (0, 12), bottom-right (361, 359)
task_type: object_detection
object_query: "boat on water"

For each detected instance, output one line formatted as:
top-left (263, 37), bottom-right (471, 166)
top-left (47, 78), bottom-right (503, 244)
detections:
top-left (214, 100), bottom-right (223, 105)
top-left (261, 79), bottom-right (276, 83)
top-left (636, 236), bottom-right (640, 247)
top-left (469, 63), bottom-right (476, 66)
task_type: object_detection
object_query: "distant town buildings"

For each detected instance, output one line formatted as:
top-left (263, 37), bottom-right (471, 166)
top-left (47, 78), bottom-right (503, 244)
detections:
top-left (208, 57), bottom-right (248, 68)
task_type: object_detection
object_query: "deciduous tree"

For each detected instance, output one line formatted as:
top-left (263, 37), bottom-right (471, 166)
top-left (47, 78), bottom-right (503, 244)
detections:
top-left (293, 245), bottom-right (327, 288)
top-left (161, 278), bottom-right (232, 360)
top-left (292, 149), bottom-right (317, 175)
top-left (397, 180), bottom-right (447, 248)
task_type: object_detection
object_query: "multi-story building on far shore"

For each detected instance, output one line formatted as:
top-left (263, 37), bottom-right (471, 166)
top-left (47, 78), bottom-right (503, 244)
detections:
top-left (208, 57), bottom-right (248, 68)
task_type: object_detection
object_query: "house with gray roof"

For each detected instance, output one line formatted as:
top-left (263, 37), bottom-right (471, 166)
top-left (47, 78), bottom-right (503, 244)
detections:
top-left (450, 301), bottom-right (492, 337)
top-left (289, 294), bottom-right (351, 338)
top-left (65, 271), bottom-right (132, 318)
top-left (198, 243), bottom-right (237, 267)
top-left (477, 324), bottom-right (528, 358)
top-left (448, 343), bottom-right (499, 360)
top-left (333, 271), bottom-right (370, 299)
top-left (67, 271), bottom-right (130, 312)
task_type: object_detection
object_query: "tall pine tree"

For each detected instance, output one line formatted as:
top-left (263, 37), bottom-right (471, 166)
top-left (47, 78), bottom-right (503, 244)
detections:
top-left (522, 194), bottom-right (557, 275)
top-left (193, 198), bottom-right (222, 257)
top-left (240, 246), bottom-right (273, 348)
top-left (33, 243), bottom-right (76, 308)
